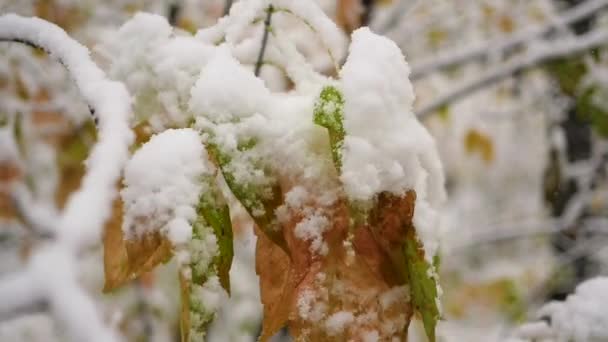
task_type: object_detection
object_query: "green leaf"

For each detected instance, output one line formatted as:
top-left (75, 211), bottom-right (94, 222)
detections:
top-left (206, 142), bottom-right (286, 251)
top-left (577, 86), bottom-right (608, 138)
top-left (313, 85), bottom-right (345, 172)
top-left (198, 178), bottom-right (234, 294)
top-left (404, 229), bottom-right (440, 342)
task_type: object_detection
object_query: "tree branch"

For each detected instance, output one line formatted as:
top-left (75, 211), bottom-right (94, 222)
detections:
top-left (409, 0), bottom-right (608, 80)
top-left (224, 0), bottom-right (234, 17)
top-left (255, 5), bottom-right (274, 77)
top-left (417, 28), bottom-right (608, 118)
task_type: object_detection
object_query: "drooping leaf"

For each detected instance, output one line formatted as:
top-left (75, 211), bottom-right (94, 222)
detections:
top-left (313, 85), bottom-right (345, 172)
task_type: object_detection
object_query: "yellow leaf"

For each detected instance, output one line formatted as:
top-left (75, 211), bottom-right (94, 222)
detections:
top-left (464, 129), bottom-right (494, 164)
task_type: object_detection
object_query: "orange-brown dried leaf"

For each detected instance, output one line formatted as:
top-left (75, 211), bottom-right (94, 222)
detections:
top-left (336, 0), bottom-right (362, 34)
top-left (370, 190), bottom-right (416, 253)
top-left (103, 198), bottom-right (130, 291)
top-left (255, 225), bottom-right (295, 341)
top-left (125, 231), bottom-right (173, 276)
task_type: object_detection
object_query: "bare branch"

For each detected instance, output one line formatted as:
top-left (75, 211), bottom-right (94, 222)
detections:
top-left (255, 5), bottom-right (274, 77)
top-left (417, 28), bottom-right (608, 118)
top-left (224, 0), bottom-right (234, 17)
top-left (409, 0), bottom-right (608, 80)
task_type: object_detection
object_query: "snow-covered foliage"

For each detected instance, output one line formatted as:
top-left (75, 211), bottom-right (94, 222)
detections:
top-left (3, 0), bottom-right (608, 341)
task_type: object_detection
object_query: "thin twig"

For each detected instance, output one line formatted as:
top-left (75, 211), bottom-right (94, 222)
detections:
top-left (224, 0), bottom-right (234, 16)
top-left (0, 37), bottom-right (98, 124)
top-left (409, 0), bottom-right (608, 80)
top-left (168, 1), bottom-right (180, 26)
top-left (417, 28), bottom-right (608, 118)
top-left (254, 5), bottom-right (273, 77)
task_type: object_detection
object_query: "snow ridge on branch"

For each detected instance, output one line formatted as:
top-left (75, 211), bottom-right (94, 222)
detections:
top-left (0, 14), bottom-right (134, 342)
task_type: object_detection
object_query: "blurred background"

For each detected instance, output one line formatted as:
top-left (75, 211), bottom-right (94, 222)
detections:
top-left (1, 0), bottom-right (608, 341)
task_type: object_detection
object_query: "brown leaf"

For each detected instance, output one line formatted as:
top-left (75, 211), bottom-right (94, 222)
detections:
top-left (255, 224), bottom-right (294, 341)
top-left (125, 230), bottom-right (173, 275)
top-left (103, 198), bottom-right (173, 292)
top-left (336, 0), bottom-right (362, 34)
top-left (255, 188), bottom-right (412, 341)
top-left (103, 198), bottom-right (130, 292)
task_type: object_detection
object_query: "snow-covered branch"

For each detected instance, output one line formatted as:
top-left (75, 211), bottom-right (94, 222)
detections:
top-left (409, 0), bottom-right (608, 80)
top-left (417, 27), bottom-right (608, 118)
top-left (0, 14), bottom-right (134, 341)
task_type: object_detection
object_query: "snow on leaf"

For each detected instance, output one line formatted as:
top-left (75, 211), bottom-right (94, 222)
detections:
top-left (313, 85), bottom-right (345, 172)
top-left (206, 142), bottom-right (285, 250)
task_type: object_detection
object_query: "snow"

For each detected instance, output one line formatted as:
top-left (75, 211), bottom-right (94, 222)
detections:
top-left (294, 212), bottom-right (330, 255)
top-left (538, 276), bottom-right (608, 341)
top-left (339, 27), bottom-right (446, 260)
top-left (0, 14), bottom-right (133, 341)
top-left (363, 330), bottom-right (380, 342)
top-left (271, 0), bottom-right (347, 71)
top-left (121, 128), bottom-right (211, 245)
top-left (189, 47), bottom-right (271, 123)
top-left (325, 311), bottom-right (355, 336)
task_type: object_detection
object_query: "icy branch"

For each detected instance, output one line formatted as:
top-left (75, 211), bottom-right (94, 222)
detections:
top-left (409, 0), bottom-right (608, 80)
top-left (417, 27), bottom-right (608, 118)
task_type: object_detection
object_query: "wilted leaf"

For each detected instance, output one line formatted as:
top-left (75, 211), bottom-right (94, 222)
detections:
top-left (313, 85), bottom-right (345, 172)
top-left (256, 192), bottom-right (411, 341)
